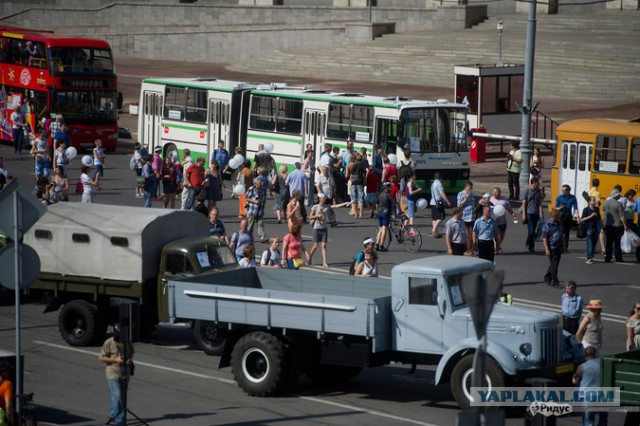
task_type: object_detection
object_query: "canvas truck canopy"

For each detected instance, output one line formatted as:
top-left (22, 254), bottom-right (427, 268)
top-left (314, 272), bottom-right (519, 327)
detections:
top-left (24, 202), bottom-right (210, 282)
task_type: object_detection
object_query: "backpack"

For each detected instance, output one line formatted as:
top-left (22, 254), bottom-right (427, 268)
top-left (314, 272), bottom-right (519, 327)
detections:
top-left (129, 154), bottom-right (137, 171)
top-left (398, 164), bottom-right (412, 180)
top-left (75, 180), bottom-right (83, 194)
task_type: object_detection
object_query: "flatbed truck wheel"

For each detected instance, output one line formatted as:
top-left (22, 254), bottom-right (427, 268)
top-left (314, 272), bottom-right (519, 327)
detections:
top-left (231, 331), bottom-right (288, 396)
top-left (450, 354), bottom-right (505, 410)
top-left (58, 300), bottom-right (106, 346)
top-left (194, 320), bottom-right (227, 356)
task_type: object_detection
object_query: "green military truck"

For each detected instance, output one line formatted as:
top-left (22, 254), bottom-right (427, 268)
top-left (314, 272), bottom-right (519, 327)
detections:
top-left (600, 349), bottom-right (640, 425)
top-left (24, 202), bottom-right (238, 351)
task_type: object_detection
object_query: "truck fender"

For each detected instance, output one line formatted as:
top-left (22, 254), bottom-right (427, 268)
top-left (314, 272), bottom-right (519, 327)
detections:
top-left (435, 339), bottom-right (518, 385)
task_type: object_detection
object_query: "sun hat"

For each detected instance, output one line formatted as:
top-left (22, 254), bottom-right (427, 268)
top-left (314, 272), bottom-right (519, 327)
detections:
top-left (363, 237), bottom-right (375, 246)
top-left (585, 299), bottom-right (604, 309)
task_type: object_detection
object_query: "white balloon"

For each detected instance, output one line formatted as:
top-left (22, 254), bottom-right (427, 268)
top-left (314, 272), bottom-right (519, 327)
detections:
top-left (233, 184), bottom-right (246, 196)
top-left (81, 155), bottom-right (93, 167)
top-left (387, 153), bottom-right (398, 165)
top-left (417, 198), bottom-right (428, 209)
top-left (65, 146), bottom-right (78, 160)
top-left (229, 157), bottom-right (242, 170)
top-left (264, 142), bottom-right (274, 153)
top-left (493, 204), bottom-right (506, 217)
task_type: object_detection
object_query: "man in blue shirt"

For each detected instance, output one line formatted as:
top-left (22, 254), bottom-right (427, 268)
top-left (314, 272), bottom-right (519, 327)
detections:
top-left (211, 140), bottom-right (230, 178)
top-left (555, 184), bottom-right (579, 252)
top-left (561, 280), bottom-right (583, 334)
top-left (457, 181), bottom-right (476, 253)
top-left (572, 346), bottom-right (608, 426)
top-left (473, 205), bottom-right (496, 262)
top-left (542, 209), bottom-right (564, 288)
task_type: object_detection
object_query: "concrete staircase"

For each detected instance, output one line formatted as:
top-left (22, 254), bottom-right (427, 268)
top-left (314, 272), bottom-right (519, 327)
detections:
top-left (228, 11), bottom-right (640, 101)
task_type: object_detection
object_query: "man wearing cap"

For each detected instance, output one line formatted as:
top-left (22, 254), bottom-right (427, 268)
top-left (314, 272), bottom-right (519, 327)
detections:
top-left (285, 162), bottom-right (309, 223)
top-left (577, 299), bottom-right (604, 355)
top-left (445, 207), bottom-right (467, 255)
top-left (602, 189), bottom-right (627, 263)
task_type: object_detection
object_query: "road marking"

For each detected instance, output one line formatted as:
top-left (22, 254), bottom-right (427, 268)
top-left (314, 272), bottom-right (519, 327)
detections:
top-left (33, 340), bottom-right (435, 424)
top-left (628, 286), bottom-right (640, 290)
top-left (32, 340), bottom-right (235, 384)
top-left (299, 396), bottom-right (439, 426)
top-left (513, 298), bottom-right (627, 324)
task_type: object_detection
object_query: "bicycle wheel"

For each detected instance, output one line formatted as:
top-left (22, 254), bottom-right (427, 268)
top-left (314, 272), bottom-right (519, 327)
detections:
top-left (401, 225), bottom-right (422, 252)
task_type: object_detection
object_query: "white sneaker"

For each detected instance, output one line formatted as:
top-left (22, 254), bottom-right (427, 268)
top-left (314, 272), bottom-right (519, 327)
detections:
top-left (586, 258), bottom-right (593, 264)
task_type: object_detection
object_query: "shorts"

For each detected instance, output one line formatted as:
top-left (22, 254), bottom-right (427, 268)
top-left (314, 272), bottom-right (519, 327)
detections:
top-left (351, 184), bottom-right (365, 204)
top-left (365, 193), bottom-right (376, 205)
top-left (163, 182), bottom-right (177, 194)
top-left (464, 221), bottom-right (474, 228)
top-left (378, 212), bottom-right (390, 227)
top-left (313, 228), bottom-right (328, 243)
top-left (95, 164), bottom-right (104, 176)
top-left (431, 205), bottom-right (445, 221)
top-left (407, 199), bottom-right (416, 218)
top-left (498, 224), bottom-right (507, 232)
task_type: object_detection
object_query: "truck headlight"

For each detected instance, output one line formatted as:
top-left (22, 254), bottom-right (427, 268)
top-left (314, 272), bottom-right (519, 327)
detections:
top-left (520, 343), bottom-right (532, 356)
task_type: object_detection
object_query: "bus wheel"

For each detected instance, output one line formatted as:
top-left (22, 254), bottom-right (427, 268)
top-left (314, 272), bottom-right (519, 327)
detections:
top-left (450, 354), bottom-right (505, 410)
top-left (231, 331), bottom-right (288, 396)
top-left (194, 320), bottom-right (227, 356)
top-left (58, 300), bottom-right (106, 346)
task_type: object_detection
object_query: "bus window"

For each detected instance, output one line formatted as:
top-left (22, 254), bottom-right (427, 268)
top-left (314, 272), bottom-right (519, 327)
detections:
top-left (185, 88), bottom-right (207, 123)
top-left (630, 138), bottom-right (640, 175)
top-left (562, 144), bottom-right (568, 169)
top-left (350, 105), bottom-right (373, 142)
top-left (595, 135), bottom-right (627, 173)
top-left (376, 118), bottom-right (397, 154)
top-left (164, 86), bottom-right (186, 121)
top-left (569, 144), bottom-right (576, 170)
top-left (249, 95), bottom-right (276, 131)
top-left (275, 98), bottom-right (302, 135)
top-left (578, 145), bottom-right (588, 171)
top-left (327, 103), bottom-right (350, 140)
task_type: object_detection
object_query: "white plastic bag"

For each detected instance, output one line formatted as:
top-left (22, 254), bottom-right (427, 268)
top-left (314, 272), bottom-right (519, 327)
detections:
top-left (621, 229), bottom-right (639, 254)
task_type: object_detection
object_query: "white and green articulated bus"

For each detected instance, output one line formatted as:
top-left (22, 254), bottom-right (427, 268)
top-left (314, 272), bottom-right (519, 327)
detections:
top-left (138, 78), bottom-right (470, 192)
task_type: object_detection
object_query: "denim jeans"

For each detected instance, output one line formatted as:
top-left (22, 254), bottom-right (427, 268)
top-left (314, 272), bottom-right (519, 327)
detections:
top-left (107, 378), bottom-right (128, 425)
top-left (526, 213), bottom-right (540, 251)
top-left (582, 409), bottom-right (608, 426)
top-left (144, 189), bottom-right (153, 208)
top-left (586, 226), bottom-right (598, 260)
top-left (185, 188), bottom-right (199, 210)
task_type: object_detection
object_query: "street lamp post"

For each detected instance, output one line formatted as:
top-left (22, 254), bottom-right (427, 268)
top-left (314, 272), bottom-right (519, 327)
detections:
top-left (497, 19), bottom-right (504, 67)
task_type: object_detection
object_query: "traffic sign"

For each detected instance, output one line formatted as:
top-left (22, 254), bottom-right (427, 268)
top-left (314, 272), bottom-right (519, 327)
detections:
top-left (462, 270), bottom-right (504, 339)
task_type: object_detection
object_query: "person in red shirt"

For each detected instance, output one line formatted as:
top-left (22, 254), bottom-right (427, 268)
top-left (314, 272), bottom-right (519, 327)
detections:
top-left (184, 157), bottom-right (205, 210)
top-left (381, 155), bottom-right (398, 183)
top-left (390, 175), bottom-right (400, 216)
top-left (365, 165), bottom-right (379, 218)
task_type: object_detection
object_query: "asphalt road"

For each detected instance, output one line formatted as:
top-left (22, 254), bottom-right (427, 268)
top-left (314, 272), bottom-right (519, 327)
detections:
top-left (1, 138), bottom-right (638, 425)
top-left (1, 58), bottom-right (639, 425)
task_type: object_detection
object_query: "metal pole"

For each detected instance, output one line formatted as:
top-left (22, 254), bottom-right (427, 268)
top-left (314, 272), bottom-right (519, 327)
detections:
top-left (497, 20), bottom-right (504, 67)
top-left (519, 0), bottom-right (537, 191)
top-left (368, 0), bottom-right (372, 24)
top-left (13, 191), bottom-right (22, 423)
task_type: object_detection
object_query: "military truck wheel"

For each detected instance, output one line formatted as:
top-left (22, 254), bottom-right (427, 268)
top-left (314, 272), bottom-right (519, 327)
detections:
top-left (58, 300), bottom-right (106, 346)
top-left (451, 354), bottom-right (505, 410)
top-left (306, 364), bottom-right (363, 385)
top-left (194, 320), bottom-right (227, 356)
top-left (231, 331), bottom-right (288, 396)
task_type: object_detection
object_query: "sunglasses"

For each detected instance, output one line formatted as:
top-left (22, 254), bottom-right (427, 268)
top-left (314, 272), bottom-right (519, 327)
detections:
top-left (635, 307), bottom-right (640, 311)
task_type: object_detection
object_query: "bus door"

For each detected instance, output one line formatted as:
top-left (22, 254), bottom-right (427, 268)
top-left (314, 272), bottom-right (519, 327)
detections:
top-left (376, 117), bottom-right (398, 155)
top-left (560, 142), bottom-right (592, 211)
top-left (141, 91), bottom-right (163, 154)
top-left (304, 109), bottom-right (325, 161)
top-left (209, 99), bottom-right (231, 159)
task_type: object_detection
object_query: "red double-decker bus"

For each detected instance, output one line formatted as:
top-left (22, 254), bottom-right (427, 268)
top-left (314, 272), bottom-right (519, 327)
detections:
top-left (0, 26), bottom-right (118, 151)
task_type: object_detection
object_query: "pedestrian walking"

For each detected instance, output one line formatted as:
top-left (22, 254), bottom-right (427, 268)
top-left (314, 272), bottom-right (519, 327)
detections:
top-left (572, 346), bottom-right (608, 426)
top-left (542, 209), bottom-right (563, 288)
top-left (506, 141), bottom-right (522, 200)
top-left (554, 184), bottom-right (579, 252)
top-left (457, 181), bottom-right (476, 253)
top-left (522, 177), bottom-right (544, 253)
top-left (626, 301), bottom-right (640, 351)
top-left (376, 182), bottom-right (397, 252)
top-left (246, 177), bottom-right (267, 243)
top-left (445, 207), bottom-right (467, 256)
top-left (473, 204), bottom-right (497, 262)
top-left (282, 222), bottom-right (309, 269)
top-left (602, 189), bottom-right (627, 263)
top-left (576, 300), bottom-right (604, 356)
top-left (308, 193), bottom-right (330, 267)
top-left (430, 172), bottom-right (450, 238)
top-left (580, 196), bottom-right (603, 264)
top-left (229, 219), bottom-right (254, 262)
top-left (490, 187), bottom-right (517, 254)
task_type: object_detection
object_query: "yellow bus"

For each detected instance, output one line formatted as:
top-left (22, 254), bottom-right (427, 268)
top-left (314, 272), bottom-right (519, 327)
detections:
top-left (550, 118), bottom-right (640, 212)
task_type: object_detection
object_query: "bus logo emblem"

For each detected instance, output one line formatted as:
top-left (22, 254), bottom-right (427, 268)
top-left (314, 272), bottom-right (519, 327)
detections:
top-left (20, 69), bottom-right (31, 86)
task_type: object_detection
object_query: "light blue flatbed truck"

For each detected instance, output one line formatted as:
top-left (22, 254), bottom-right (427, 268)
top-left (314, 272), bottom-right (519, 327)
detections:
top-left (168, 256), bottom-right (584, 409)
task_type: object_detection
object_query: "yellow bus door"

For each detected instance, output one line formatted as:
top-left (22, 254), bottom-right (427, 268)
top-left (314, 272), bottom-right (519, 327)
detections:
top-left (560, 142), bottom-right (592, 212)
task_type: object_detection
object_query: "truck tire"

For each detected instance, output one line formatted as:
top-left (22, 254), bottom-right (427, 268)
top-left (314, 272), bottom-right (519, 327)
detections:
top-left (58, 300), bottom-right (106, 346)
top-left (450, 354), bottom-right (505, 410)
top-left (231, 331), bottom-right (288, 396)
top-left (194, 320), bottom-right (227, 356)
top-left (306, 364), bottom-right (363, 385)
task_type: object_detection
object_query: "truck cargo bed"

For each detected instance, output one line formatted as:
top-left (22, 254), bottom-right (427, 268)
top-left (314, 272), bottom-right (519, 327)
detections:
top-left (169, 268), bottom-right (393, 352)
top-left (601, 349), bottom-right (640, 406)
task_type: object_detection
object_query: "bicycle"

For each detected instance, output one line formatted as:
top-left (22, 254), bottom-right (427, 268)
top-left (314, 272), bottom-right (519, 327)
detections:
top-left (377, 214), bottom-right (422, 253)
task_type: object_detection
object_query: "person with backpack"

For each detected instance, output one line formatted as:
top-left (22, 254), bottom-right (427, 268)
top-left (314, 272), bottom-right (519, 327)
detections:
top-left (260, 237), bottom-right (283, 268)
top-left (229, 219), bottom-right (254, 261)
top-left (349, 237), bottom-right (377, 275)
top-left (345, 153), bottom-right (366, 219)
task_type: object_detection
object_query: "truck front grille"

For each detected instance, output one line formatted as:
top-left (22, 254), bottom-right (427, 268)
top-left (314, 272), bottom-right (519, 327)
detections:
top-left (540, 328), bottom-right (559, 366)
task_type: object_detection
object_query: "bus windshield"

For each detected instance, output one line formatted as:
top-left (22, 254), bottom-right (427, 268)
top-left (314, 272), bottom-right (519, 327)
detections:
top-left (48, 47), bottom-right (114, 74)
top-left (399, 107), bottom-right (468, 153)
top-left (51, 90), bottom-right (117, 124)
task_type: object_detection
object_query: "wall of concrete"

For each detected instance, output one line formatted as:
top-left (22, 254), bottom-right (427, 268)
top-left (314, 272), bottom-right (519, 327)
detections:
top-left (2, 2), bottom-right (472, 63)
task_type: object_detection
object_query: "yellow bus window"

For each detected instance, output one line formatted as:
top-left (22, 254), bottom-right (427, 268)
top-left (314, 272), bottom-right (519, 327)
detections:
top-left (595, 135), bottom-right (627, 173)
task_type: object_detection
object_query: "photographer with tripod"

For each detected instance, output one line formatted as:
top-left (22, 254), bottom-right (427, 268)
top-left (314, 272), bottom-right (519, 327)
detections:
top-left (99, 325), bottom-right (134, 426)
